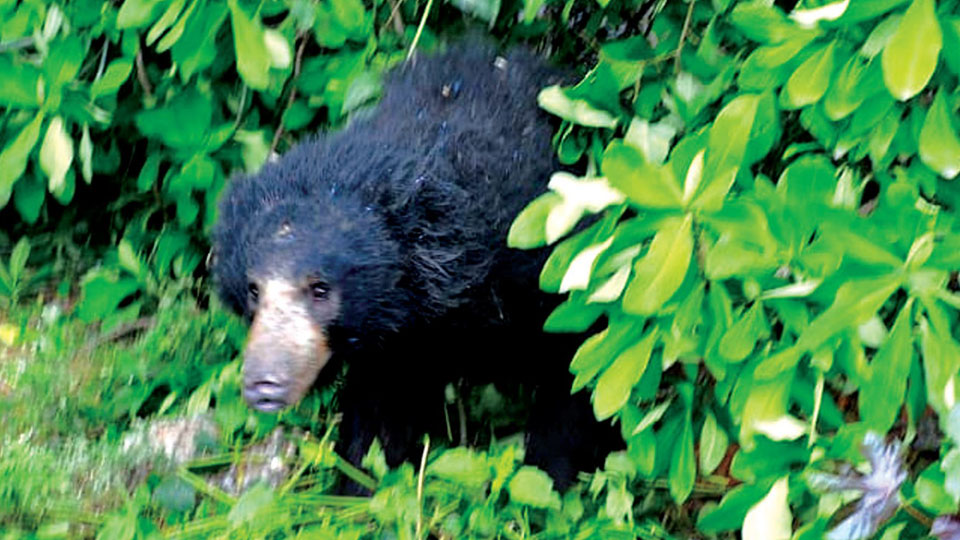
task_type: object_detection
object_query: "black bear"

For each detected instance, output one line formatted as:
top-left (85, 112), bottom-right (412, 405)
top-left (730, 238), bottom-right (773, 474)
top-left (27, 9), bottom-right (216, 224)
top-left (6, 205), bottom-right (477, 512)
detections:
top-left (211, 43), bottom-right (617, 488)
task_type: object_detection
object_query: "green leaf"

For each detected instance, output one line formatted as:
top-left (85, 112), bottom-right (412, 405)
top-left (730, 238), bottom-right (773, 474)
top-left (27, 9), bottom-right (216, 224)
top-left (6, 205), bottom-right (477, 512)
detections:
top-left (823, 53), bottom-right (872, 120)
top-left (537, 86), bottom-right (618, 128)
top-left (8, 236), bottom-right (30, 280)
top-left (918, 89), bottom-right (960, 179)
top-left (507, 467), bottom-right (561, 509)
top-left (91, 58), bottom-right (133, 99)
top-left (881, 0), bottom-right (941, 101)
top-left (796, 275), bottom-right (902, 353)
top-left (153, 475), bottom-right (196, 513)
top-left (42, 36), bottom-right (84, 90)
top-left (782, 40), bottom-right (837, 109)
top-left (622, 214), bottom-right (693, 315)
top-left (739, 37), bottom-right (814, 91)
top-left (507, 192), bottom-right (562, 249)
top-left (696, 94), bottom-right (760, 210)
top-left (719, 301), bottom-right (768, 363)
top-left (604, 141), bottom-right (682, 209)
top-left (172, 2), bottom-right (227, 80)
top-left (13, 174), bottom-right (44, 224)
top-left (39, 116), bottom-right (74, 198)
top-left (428, 448), bottom-right (492, 489)
top-left (145, 0), bottom-right (186, 46)
top-left (116, 0), bottom-right (164, 28)
top-left (669, 402), bottom-right (695, 503)
top-left (730, 3), bottom-right (817, 44)
top-left (570, 319), bottom-right (644, 392)
top-left (79, 124), bottom-right (92, 184)
top-left (916, 464), bottom-right (955, 514)
top-left (700, 411), bottom-right (729, 475)
top-left (228, 0), bottom-right (271, 90)
top-left (697, 479), bottom-right (775, 533)
top-left (227, 483), bottom-right (276, 528)
top-left (0, 56), bottom-right (42, 108)
top-left (592, 329), bottom-right (658, 420)
top-left (742, 477), bottom-right (792, 540)
top-left (135, 89), bottom-right (212, 149)
top-left (0, 111), bottom-right (44, 208)
top-left (919, 309), bottom-right (960, 415)
top-left (76, 271), bottom-right (141, 323)
top-left (860, 300), bottom-right (913, 433)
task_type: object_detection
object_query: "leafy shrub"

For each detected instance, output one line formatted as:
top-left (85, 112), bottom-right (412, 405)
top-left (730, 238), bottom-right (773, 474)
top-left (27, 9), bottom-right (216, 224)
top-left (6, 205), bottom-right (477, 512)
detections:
top-left (509, 0), bottom-right (960, 537)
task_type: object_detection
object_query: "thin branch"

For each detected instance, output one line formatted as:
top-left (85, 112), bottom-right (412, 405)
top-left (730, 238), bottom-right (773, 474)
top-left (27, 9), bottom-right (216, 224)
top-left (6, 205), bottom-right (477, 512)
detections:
top-left (0, 37), bottom-right (33, 53)
top-left (270, 33), bottom-right (309, 155)
top-left (382, 0), bottom-right (406, 37)
top-left (95, 38), bottom-right (109, 81)
top-left (406, 0), bottom-right (435, 63)
top-left (674, 0), bottom-right (696, 74)
top-left (415, 435), bottom-right (430, 540)
top-left (135, 48), bottom-right (154, 101)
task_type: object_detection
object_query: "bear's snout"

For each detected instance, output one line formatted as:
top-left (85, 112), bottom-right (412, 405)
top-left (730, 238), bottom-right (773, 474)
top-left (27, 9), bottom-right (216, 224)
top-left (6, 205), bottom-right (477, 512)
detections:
top-left (243, 375), bottom-right (291, 412)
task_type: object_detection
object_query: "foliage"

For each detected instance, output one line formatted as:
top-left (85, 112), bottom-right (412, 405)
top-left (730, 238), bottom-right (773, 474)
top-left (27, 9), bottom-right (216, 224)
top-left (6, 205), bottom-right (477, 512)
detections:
top-left (5, 0), bottom-right (960, 538)
top-left (509, 0), bottom-right (960, 537)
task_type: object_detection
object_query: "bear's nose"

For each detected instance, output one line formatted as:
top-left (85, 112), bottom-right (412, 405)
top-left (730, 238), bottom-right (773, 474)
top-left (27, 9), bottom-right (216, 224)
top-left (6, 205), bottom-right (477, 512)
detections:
top-left (244, 378), bottom-right (289, 412)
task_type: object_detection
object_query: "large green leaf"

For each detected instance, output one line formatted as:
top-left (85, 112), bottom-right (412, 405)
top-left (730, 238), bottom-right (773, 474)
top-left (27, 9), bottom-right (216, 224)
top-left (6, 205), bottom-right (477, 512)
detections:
top-left (699, 411), bottom-right (729, 475)
top-left (742, 477), bottom-right (792, 540)
top-left (0, 112), bottom-right (44, 208)
top-left (796, 275), bottom-right (902, 353)
top-left (782, 40), bottom-right (837, 109)
top-left (228, 0), bottom-right (271, 91)
top-left (39, 116), bottom-right (74, 198)
top-left (918, 89), bottom-right (960, 179)
top-left (859, 300), bottom-right (914, 432)
top-left (592, 328), bottom-right (658, 420)
top-left (622, 214), bottom-right (693, 315)
top-left (696, 94), bottom-right (760, 210)
top-left (603, 141), bottom-right (682, 209)
top-left (669, 406), bottom-right (696, 503)
top-left (823, 53), bottom-right (872, 120)
top-left (881, 0), bottom-right (942, 101)
top-left (507, 467), bottom-right (560, 509)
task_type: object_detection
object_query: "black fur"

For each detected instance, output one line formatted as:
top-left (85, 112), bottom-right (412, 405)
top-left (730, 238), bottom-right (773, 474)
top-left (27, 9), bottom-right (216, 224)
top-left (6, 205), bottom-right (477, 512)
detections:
top-left (212, 43), bottom-right (619, 488)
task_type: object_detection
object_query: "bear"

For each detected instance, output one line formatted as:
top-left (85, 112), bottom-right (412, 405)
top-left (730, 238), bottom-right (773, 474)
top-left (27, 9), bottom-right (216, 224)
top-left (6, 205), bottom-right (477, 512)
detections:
top-left (211, 42), bottom-right (619, 489)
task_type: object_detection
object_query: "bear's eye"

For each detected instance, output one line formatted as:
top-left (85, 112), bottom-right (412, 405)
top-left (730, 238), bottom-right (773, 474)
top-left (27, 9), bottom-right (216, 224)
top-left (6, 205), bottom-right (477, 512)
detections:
top-left (247, 282), bottom-right (259, 302)
top-left (309, 281), bottom-right (329, 300)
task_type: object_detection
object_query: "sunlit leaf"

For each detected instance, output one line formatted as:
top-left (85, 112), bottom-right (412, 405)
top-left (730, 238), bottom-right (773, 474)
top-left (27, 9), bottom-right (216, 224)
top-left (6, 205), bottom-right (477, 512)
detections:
top-left (783, 40), bottom-right (837, 109)
top-left (919, 90), bottom-right (960, 179)
top-left (508, 467), bottom-right (561, 509)
top-left (742, 477), bottom-right (792, 540)
top-left (538, 86), bottom-right (618, 128)
top-left (593, 329), bottom-right (658, 420)
top-left (881, 0), bottom-right (941, 101)
top-left (700, 411), bottom-right (729, 475)
top-left (790, 0), bottom-right (849, 28)
top-left (0, 112), bottom-right (44, 208)
top-left (860, 300), bottom-right (914, 433)
top-left (228, 0), bottom-right (271, 90)
top-left (622, 214), bottom-right (693, 315)
top-left (39, 116), bottom-right (74, 198)
top-left (604, 141), bottom-right (682, 209)
top-left (670, 407), bottom-right (696, 503)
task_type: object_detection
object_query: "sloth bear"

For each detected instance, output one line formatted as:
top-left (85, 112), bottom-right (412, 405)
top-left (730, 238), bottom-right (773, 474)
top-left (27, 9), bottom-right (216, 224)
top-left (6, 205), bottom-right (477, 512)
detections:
top-left (211, 43), bottom-right (618, 489)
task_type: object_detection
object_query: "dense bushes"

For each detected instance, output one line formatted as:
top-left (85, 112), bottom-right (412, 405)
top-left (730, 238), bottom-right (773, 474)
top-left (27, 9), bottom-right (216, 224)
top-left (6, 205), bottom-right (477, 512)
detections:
top-left (3, 0), bottom-right (960, 538)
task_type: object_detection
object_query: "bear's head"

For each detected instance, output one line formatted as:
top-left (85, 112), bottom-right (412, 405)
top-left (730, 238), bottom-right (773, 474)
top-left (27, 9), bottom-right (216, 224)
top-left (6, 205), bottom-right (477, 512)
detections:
top-left (212, 176), bottom-right (405, 412)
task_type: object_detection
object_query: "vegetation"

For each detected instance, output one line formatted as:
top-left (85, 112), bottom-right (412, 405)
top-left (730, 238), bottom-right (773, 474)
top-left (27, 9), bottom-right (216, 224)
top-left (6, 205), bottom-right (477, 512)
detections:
top-left (3, 0), bottom-right (960, 538)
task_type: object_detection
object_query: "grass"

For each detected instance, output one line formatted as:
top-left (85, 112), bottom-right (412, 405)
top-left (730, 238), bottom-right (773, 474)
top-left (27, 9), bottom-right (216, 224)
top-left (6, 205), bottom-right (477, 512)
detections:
top-left (0, 294), bottom-right (676, 539)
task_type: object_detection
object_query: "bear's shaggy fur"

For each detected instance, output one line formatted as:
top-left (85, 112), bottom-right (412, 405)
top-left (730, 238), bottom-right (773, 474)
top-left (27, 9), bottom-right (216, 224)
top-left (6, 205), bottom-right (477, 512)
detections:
top-left (212, 43), bottom-right (618, 488)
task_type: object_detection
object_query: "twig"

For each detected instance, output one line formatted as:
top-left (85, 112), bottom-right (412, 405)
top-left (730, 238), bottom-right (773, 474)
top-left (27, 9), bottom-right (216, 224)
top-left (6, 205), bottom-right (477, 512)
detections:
top-left (406, 0), bottom-right (435, 63)
top-left (382, 0), bottom-right (406, 37)
top-left (79, 316), bottom-right (156, 353)
top-left (0, 37), bottom-right (33, 53)
top-left (233, 85), bottom-right (249, 130)
top-left (270, 33), bottom-right (309, 155)
top-left (415, 435), bottom-right (430, 540)
top-left (674, 0), bottom-right (696, 74)
top-left (135, 48), bottom-right (154, 101)
top-left (95, 38), bottom-right (109, 81)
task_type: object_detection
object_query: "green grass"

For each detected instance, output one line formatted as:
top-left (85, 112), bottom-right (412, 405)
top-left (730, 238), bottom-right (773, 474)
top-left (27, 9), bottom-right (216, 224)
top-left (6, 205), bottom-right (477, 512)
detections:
top-left (0, 296), bottom-right (680, 539)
